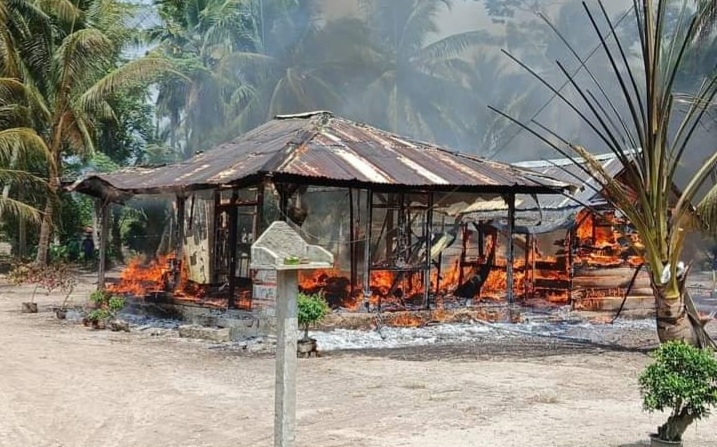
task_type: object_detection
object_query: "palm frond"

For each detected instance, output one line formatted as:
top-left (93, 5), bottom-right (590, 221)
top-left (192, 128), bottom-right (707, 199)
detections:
top-left (0, 77), bottom-right (29, 104)
top-left (0, 128), bottom-right (51, 163)
top-left (56, 29), bottom-right (116, 91)
top-left (416, 31), bottom-right (495, 64)
top-left (0, 196), bottom-right (42, 223)
top-left (37, 0), bottom-right (81, 23)
top-left (696, 180), bottom-right (717, 236)
top-left (0, 168), bottom-right (48, 186)
top-left (79, 57), bottom-right (179, 112)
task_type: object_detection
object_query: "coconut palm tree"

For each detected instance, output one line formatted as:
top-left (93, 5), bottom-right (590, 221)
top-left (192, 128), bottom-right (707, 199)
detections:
top-left (147, 0), bottom-right (260, 157)
top-left (461, 52), bottom-right (540, 157)
top-left (225, 13), bottom-right (370, 133)
top-left (350, 0), bottom-right (489, 147)
top-left (0, 127), bottom-right (50, 224)
top-left (492, 0), bottom-right (717, 346)
top-left (0, 0), bottom-right (174, 265)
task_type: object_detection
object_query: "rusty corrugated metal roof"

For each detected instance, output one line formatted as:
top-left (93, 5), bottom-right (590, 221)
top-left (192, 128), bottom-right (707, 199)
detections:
top-left (462, 153), bottom-right (629, 234)
top-left (69, 111), bottom-right (570, 200)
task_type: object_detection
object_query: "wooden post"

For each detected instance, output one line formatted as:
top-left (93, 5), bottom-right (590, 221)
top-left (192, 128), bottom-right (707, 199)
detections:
top-left (457, 224), bottom-right (468, 287)
top-left (506, 193), bottom-right (516, 305)
top-left (174, 195), bottom-right (186, 289)
top-left (385, 193), bottom-right (395, 261)
top-left (362, 190), bottom-right (373, 311)
top-left (423, 193), bottom-right (433, 309)
top-left (531, 237), bottom-right (537, 299)
top-left (478, 222), bottom-right (485, 258)
top-left (97, 200), bottom-right (109, 291)
top-left (212, 190), bottom-right (221, 284)
top-left (567, 228), bottom-right (574, 304)
top-left (175, 195), bottom-right (186, 259)
top-left (274, 269), bottom-right (298, 447)
top-left (524, 233), bottom-right (531, 299)
top-left (349, 188), bottom-right (356, 296)
top-left (254, 181), bottom-right (265, 240)
top-left (227, 189), bottom-right (239, 308)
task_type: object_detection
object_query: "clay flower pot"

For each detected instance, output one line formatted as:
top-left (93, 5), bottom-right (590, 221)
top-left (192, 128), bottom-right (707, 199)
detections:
top-left (297, 338), bottom-right (318, 357)
top-left (650, 435), bottom-right (682, 447)
top-left (21, 302), bottom-right (38, 313)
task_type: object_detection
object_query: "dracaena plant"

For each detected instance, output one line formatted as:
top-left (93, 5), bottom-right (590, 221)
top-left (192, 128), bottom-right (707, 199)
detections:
top-left (491, 0), bottom-right (717, 346)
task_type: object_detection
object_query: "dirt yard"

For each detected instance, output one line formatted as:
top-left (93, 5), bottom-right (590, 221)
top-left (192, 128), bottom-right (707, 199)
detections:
top-left (1, 275), bottom-right (717, 447)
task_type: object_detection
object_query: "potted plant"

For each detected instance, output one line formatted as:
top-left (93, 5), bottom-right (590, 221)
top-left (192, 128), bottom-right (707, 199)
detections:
top-left (638, 341), bottom-right (717, 446)
top-left (8, 262), bottom-right (76, 315)
top-left (85, 308), bottom-right (110, 330)
top-left (297, 292), bottom-right (329, 357)
top-left (84, 290), bottom-right (128, 331)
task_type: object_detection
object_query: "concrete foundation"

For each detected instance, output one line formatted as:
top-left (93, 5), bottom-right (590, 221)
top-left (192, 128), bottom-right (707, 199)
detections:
top-left (126, 298), bottom-right (276, 341)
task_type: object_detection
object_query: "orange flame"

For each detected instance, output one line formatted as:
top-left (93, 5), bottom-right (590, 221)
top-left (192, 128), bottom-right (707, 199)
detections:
top-left (109, 207), bottom-right (645, 312)
top-left (108, 254), bottom-right (180, 296)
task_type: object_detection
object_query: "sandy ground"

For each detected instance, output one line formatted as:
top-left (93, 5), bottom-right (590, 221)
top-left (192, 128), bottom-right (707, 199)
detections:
top-left (2, 275), bottom-right (717, 447)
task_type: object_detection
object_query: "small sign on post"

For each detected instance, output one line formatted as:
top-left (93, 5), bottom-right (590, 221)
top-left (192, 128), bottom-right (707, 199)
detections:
top-left (251, 221), bottom-right (333, 447)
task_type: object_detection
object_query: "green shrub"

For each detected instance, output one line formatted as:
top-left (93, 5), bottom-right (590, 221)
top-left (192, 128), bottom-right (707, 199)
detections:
top-left (87, 290), bottom-right (126, 324)
top-left (297, 292), bottom-right (329, 340)
top-left (87, 309), bottom-right (110, 322)
top-left (639, 341), bottom-right (717, 441)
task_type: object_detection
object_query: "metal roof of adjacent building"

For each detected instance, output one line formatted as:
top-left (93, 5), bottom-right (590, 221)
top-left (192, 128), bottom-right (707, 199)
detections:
top-left (69, 111), bottom-right (570, 202)
top-left (511, 152), bottom-right (624, 210)
top-left (462, 152), bottom-right (626, 234)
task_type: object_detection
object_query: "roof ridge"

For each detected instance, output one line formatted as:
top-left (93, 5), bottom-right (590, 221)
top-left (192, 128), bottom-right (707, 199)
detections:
top-left (275, 111), bottom-right (333, 120)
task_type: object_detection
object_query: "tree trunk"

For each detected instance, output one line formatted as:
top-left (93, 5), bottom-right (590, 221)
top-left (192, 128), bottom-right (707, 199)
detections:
top-left (36, 139), bottom-right (61, 266)
top-left (35, 198), bottom-right (54, 265)
top-left (658, 408), bottom-right (696, 441)
top-left (18, 214), bottom-right (26, 258)
top-left (653, 282), bottom-right (699, 346)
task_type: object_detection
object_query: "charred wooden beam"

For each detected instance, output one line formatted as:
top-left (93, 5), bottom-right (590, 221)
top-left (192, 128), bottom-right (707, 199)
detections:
top-left (349, 188), bottom-right (357, 297)
top-left (478, 223), bottom-right (485, 258)
top-left (385, 193), bottom-right (395, 262)
top-left (435, 213), bottom-right (446, 296)
top-left (227, 189), bottom-right (239, 309)
top-left (533, 278), bottom-right (571, 289)
top-left (458, 223), bottom-right (469, 287)
top-left (212, 189), bottom-right (221, 284)
top-left (254, 181), bottom-right (265, 239)
top-left (423, 192), bottom-right (433, 310)
top-left (572, 276), bottom-right (652, 289)
top-left (506, 193), bottom-right (516, 305)
top-left (175, 194), bottom-right (186, 265)
top-left (362, 190), bottom-right (373, 311)
top-left (454, 228), bottom-right (497, 299)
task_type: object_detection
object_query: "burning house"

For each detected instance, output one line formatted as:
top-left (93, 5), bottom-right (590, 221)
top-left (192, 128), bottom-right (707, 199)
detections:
top-left (461, 152), bottom-right (667, 312)
top-left (69, 111), bottom-right (570, 316)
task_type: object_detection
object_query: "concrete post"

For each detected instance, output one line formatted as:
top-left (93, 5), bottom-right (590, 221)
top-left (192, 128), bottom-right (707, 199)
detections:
top-left (274, 269), bottom-right (298, 447)
top-left (250, 221), bottom-right (334, 447)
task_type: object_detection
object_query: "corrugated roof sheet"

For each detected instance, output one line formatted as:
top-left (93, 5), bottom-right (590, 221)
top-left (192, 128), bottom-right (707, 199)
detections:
top-left (69, 111), bottom-right (569, 201)
top-left (511, 152), bottom-right (624, 210)
top-left (462, 153), bottom-right (626, 234)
